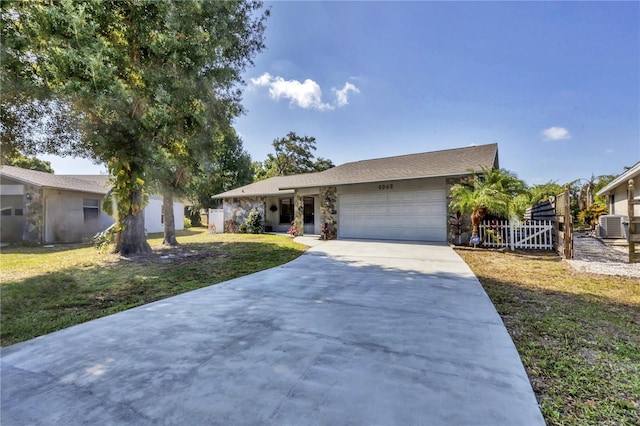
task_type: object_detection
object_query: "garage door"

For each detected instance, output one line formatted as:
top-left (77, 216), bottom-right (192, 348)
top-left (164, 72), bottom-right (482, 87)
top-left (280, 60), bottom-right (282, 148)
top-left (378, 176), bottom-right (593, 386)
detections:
top-left (339, 189), bottom-right (447, 241)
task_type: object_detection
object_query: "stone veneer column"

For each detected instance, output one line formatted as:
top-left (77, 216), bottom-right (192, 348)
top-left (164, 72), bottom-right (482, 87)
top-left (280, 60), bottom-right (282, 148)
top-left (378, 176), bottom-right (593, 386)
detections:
top-left (23, 185), bottom-right (44, 244)
top-left (319, 186), bottom-right (337, 239)
top-left (293, 192), bottom-right (304, 236)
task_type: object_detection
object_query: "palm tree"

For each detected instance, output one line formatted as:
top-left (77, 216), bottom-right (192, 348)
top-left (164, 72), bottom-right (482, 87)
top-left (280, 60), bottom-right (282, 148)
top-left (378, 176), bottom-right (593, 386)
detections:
top-left (480, 167), bottom-right (528, 198)
top-left (449, 183), bottom-right (509, 237)
top-left (449, 168), bottom-right (524, 237)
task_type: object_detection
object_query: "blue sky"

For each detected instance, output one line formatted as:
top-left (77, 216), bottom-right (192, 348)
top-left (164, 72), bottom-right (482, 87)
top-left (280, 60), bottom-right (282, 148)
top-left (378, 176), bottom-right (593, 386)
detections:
top-left (44, 0), bottom-right (639, 187)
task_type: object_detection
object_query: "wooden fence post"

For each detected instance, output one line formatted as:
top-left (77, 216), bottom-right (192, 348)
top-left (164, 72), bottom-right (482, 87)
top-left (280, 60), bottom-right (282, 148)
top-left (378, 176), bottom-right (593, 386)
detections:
top-left (563, 184), bottom-right (573, 259)
top-left (628, 179), bottom-right (638, 263)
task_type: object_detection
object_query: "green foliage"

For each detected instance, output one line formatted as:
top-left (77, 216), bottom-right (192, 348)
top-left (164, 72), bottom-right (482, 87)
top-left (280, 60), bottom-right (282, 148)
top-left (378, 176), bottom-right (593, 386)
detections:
top-left (183, 217), bottom-right (192, 229)
top-left (480, 166), bottom-right (528, 198)
top-left (0, 149), bottom-right (54, 173)
top-left (528, 181), bottom-right (565, 205)
top-left (510, 181), bottom-right (564, 220)
top-left (92, 224), bottom-right (116, 252)
top-left (187, 126), bottom-right (254, 209)
top-left (570, 174), bottom-right (616, 218)
top-left (244, 209), bottom-right (263, 234)
top-left (238, 224), bottom-right (248, 233)
top-left (255, 132), bottom-right (334, 180)
top-left (578, 204), bottom-right (609, 228)
top-left (449, 169), bottom-right (520, 236)
top-left (185, 206), bottom-right (203, 227)
top-left (2, 1), bottom-right (269, 254)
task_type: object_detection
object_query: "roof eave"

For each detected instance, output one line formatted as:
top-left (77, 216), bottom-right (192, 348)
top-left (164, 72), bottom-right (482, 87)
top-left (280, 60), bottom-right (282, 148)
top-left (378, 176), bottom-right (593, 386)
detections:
top-left (212, 189), bottom-right (295, 199)
top-left (278, 171), bottom-right (477, 190)
top-left (41, 186), bottom-right (109, 195)
top-left (596, 162), bottom-right (640, 196)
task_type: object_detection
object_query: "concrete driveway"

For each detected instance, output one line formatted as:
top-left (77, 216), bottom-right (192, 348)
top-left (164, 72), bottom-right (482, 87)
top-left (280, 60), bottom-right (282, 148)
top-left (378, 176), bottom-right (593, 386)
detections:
top-left (1, 239), bottom-right (544, 425)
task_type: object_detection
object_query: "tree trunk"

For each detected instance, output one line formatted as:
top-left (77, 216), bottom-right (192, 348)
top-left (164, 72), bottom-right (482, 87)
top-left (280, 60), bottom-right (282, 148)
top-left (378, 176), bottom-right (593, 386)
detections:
top-left (114, 188), bottom-right (152, 255)
top-left (470, 206), bottom-right (487, 236)
top-left (162, 192), bottom-right (178, 246)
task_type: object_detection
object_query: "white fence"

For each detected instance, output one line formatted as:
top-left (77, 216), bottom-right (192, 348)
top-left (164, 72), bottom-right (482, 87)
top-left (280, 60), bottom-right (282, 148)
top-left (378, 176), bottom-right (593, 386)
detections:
top-left (478, 220), bottom-right (554, 250)
top-left (208, 208), bottom-right (224, 233)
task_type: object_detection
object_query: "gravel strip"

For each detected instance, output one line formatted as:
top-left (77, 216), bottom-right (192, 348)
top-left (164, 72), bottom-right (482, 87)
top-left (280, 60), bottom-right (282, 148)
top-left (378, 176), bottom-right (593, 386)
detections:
top-left (569, 235), bottom-right (640, 278)
top-left (566, 259), bottom-right (640, 278)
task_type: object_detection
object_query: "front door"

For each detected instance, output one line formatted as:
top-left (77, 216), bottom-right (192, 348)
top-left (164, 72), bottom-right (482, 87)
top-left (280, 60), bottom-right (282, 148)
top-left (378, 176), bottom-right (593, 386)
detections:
top-left (303, 197), bottom-right (315, 234)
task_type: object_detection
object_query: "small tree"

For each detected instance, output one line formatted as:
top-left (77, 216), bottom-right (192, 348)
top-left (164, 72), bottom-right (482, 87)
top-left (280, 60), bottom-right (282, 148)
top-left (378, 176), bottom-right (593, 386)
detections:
top-left (449, 183), bottom-right (509, 237)
top-left (244, 209), bottom-right (263, 234)
top-left (449, 168), bottom-right (524, 238)
top-left (578, 204), bottom-right (608, 229)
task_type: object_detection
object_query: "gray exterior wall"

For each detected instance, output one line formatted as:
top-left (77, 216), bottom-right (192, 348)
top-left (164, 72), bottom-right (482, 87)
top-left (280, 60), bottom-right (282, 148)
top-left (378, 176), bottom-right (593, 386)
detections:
top-left (43, 188), bottom-right (109, 244)
top-left (1, 176), bottom-right (109, 244)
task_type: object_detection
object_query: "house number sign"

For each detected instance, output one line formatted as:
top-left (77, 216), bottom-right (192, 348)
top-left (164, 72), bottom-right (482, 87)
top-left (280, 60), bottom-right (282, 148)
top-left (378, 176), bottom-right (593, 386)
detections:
top-left (378, 183), bottom-right (394, 190)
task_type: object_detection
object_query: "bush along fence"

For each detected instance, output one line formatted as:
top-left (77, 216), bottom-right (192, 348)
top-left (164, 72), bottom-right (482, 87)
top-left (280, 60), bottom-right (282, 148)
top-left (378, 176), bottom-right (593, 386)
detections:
top-left (478, 220), bottom-right (554, 250)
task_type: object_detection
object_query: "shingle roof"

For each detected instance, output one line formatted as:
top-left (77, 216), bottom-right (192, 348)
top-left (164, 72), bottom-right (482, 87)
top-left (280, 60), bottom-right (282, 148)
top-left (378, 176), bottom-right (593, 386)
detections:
top-left (212, 175), bottom-right (298, 198)
top-left (213, 143), bottom-right (498, 198)
top-left (0, 165), bottom-right (110, 195)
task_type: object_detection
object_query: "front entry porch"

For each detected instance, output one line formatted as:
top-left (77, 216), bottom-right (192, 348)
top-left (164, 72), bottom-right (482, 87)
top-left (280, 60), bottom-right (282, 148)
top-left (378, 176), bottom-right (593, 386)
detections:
top-left (265, 195), bottom-right (319, 235)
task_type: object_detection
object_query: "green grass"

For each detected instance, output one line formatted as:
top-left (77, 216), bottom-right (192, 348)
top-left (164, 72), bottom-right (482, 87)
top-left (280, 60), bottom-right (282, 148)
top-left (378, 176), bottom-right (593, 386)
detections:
top-left (456, 249), bottom-right (640, 426)
top-left (0, 228), bottom-right (307, 346)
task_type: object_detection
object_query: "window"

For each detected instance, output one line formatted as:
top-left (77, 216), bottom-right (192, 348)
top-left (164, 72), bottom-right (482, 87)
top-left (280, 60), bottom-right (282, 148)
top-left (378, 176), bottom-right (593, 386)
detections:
top-left (83, 199), bottom-right (100, 222)
top-left (14, 208), bottom-right (23, 216)
top-left (1, 208), bottom-right (11, 216)
top-left (279, 198), bottom-right (293, 224)
top-left (161, 214), bottom-right (164, 224)
top-left (610, 194), bottom-right (615, 215)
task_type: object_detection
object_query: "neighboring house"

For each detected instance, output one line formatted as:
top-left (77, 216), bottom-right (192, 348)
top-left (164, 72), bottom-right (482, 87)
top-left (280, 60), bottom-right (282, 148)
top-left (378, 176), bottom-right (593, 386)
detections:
top-left (596, 161), bottom-right (640, 216)
top-left (0, 165), bottom-right (184, 244)
top-left (212, 143), bottom-right (499, 242)
top-left (596, 161), bottom-right (640, 239)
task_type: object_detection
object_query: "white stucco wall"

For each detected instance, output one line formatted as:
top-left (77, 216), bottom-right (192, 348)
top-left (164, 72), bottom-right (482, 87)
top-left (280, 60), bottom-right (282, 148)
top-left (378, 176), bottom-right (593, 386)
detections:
top-left (144, 196), bottom-right (184, 234)
top-left (607, 183), bottom-right (640, 217)
top-left (208, 209), bottom-right (224, 233)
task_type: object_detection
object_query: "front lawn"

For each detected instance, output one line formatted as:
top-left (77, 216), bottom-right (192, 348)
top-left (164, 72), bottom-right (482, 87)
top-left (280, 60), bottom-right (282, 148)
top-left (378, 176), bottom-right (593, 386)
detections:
top-left (0, 228), bottom-right (307, 347)
top-left (456, 249), bottom-right (640, 426)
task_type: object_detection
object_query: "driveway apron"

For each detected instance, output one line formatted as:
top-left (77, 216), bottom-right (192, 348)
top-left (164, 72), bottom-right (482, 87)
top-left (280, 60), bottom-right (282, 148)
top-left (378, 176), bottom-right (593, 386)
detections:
top-left (1, 240), bottom-right (544, 425)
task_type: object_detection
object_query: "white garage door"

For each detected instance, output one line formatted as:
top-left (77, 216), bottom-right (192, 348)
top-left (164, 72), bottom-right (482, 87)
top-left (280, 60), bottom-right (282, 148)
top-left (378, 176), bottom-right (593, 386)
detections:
top-left (339, 189), bottom-right (447, 241)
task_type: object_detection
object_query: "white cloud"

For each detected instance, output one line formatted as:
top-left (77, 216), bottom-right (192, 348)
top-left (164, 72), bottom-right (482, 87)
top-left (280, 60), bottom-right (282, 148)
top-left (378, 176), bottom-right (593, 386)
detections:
top-left (250, 73), bottom-right (359, 111)
top-left (250, 72), bottom-right (274, 87)
top-left (333, 82), bottom-right (360, 107)
top-left (542, 126), bottom-right (571, 140)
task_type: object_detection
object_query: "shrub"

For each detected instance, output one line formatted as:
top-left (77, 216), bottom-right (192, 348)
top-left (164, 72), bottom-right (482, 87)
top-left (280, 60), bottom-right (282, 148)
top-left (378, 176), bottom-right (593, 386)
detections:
top-left (578, 204), bottom-right (608, 228)
top-left (93, 224), bottom-right (116, 251)
top-left (238, 224), bottom-right (248, 233)
top-left (184, 217), bottom-right (192, 228)
top-left (244, 209), bottom-right (263, 234)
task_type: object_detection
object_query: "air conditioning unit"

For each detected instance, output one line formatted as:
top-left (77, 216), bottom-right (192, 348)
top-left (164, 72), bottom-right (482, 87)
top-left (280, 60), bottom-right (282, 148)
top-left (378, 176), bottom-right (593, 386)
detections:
top-left (598, 215), bottom-right (624, 239)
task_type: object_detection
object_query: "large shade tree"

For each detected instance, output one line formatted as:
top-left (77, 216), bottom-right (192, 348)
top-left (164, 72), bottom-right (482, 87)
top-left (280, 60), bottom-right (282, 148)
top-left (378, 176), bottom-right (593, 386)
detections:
top-left (254, 132), bottom-right (334, 180)
top-left (1, 0), bottom-right (268, 254)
